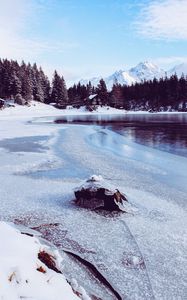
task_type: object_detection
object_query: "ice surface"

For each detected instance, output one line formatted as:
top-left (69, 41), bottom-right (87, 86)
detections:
top-left (0, 136), bottom-right (49, 153)
top-left (0, 105), bottom-right (186, 299)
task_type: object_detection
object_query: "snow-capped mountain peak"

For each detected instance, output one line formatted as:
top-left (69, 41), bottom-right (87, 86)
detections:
top-left (130, 61), bottom-right (157, 71)
top-left (129, 61), bottom-right (165, 82)
top-left (105, 69), bottom-right (136, 87)
top-left (80, 61), bottom-right (166, 90)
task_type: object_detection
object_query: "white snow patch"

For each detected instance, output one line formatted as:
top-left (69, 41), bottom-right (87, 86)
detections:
top-left (74, 174), bottom-right (116, 193)
top-left (88, 94), bottom-right (97, 100)
top-left (0, 221), bottom-right (80, 300)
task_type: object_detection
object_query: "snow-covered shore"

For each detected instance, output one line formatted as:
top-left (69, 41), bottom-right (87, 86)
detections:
top-left (0, 101), bottom-right (186, 299)
top-left (0, 101), bottom-right (127, 120)
top-left (0, 101), bottom-right (186, 121)
top-left (0, 221), bottom-right (90, 300)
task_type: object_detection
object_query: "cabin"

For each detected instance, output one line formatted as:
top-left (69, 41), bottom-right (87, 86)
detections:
top-left (85, 94), bottom-right (102, 110)
top-left (74, 175), bottom-right (128, 211)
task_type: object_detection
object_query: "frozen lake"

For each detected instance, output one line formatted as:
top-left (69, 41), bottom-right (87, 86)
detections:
top-left (54, 113), bottom-right (187, 157)
top-left (0, 112), bottom-right (187, 299)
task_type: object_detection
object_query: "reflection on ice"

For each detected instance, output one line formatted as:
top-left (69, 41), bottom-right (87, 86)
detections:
top-left (88, 128), bottom-right (187, 195)
top-left (52, 113), bottom-right (187, 158)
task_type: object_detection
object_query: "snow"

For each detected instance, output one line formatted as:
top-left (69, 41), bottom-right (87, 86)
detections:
top-left (89, 174), bottom-right (103, 181)
top-left (0, 221), bottom-right (80, 300)
top-left (80, 60), bottom-right (187, 90)
top-left (80, 61), bottom-right (165, 90)
top-left (88, 94), bottom-right (97, 100)
top-left (0, 102), bottom-right (186, 299)
top-left (0, 101), bottom-right (64, 120)
top-left (103, 70), bottom-right (136, 88)
top-left (168, 62), bottom-right (187, 78)
top-left (74, 174), bottom-right (116, 193)
top-left (0, 101), bottom-right (128, 120)
top-left (129, 61), bottom-right (165, 82)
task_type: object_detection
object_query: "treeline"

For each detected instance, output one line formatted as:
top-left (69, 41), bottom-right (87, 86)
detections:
top-left (0, 58), bottom-right (68, 106)
top-left (68, 75), bottom-right (187, 112)
top-left (1, 58), bottom-right (187, 111)
top-left (121, 75), bottom-right (187, 111)
top-left (68, 79), bottom-right (109, 106)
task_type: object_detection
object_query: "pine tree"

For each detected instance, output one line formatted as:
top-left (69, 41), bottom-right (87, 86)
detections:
top-left (96, 79), bottom-right (108, 106)
top-left (178, 74), bottom-right (187, 110)
top-left (9, 71), bottom-right (22, 97)
top-left (61, 75), bottom-right (68, 104)
top-left (111, 83), bottom-right (124, 107)
top-left (38, 67), bottom-right (50, 103)
top-left (0, 59), bottom-right (52, 104)
top-left (19, 62), bottom-right (33, 101)
top-left (86, 81), bottom-right (92, 97)
top-left (51, 71), bottom-right (68, 106)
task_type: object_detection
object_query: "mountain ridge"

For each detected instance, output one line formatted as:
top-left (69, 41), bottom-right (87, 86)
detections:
top-left (80, 61), bottom-right (187, 90)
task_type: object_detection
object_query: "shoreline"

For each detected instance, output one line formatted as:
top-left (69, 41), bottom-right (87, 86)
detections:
top-left (0, 101), bottom-right (187, 122)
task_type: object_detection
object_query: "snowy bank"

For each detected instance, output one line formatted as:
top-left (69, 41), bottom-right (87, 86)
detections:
top-left (0, 101), bottom-right (186, 122)
top-left (0, 101), bottom-right (127, 120)
top-left (0, 222), bottom-right (90, 300)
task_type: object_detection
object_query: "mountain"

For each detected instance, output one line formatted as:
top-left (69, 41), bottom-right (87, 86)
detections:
top-left (128, 62), bottom-right (166, 82)
top-left (80, 61), bottom-right (166, 90)
top-left (168, 63), bottom-right (187, 78)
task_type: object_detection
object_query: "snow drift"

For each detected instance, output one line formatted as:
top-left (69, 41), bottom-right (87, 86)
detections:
top-left (0, 222), bottom-right (91, 300)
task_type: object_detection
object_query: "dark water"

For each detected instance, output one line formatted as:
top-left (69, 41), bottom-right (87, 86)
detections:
top-left (54, 113), bottom-right (187, 158)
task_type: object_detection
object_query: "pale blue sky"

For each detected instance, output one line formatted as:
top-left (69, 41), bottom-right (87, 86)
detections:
top-left (0, 0), bottom-right (187, 84)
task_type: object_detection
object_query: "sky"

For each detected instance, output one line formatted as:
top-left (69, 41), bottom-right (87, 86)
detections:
top-left (0, 0), bottom-right (187, 84)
